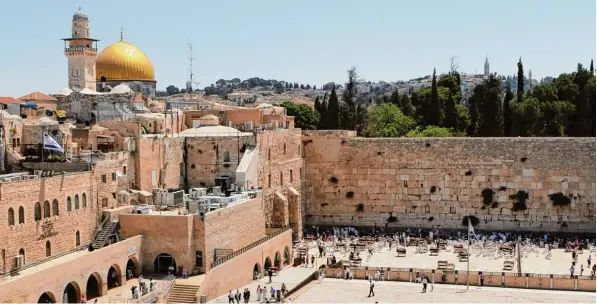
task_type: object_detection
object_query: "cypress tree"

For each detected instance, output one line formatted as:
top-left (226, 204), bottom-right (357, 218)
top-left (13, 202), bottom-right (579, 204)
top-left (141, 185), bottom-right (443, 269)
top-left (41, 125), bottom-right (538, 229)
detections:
top-left (319, 98), bottom-right (328, 129)
top-left (314, 96), bottom-right (322, 116)
top-left (503, 87), bottom-right (514, 136)
top-left (478, 74), bottom-right (504, 136)
top-left (591, 59), bottom-right (594, 76)
top-left (327, 85), bottom-right (340, 129)
top-left (517, 58), bottom-right (524, 102)
top-left (428, 68), bottom-right (441, 126)
top-left (443, 90), bottom-right (458, 130)
top-left (390, 90), bottom-right (400, 106)
top-left (399, 94), bottom-right (415, 117)
top-left (467, 84), bottom-right (484, 136)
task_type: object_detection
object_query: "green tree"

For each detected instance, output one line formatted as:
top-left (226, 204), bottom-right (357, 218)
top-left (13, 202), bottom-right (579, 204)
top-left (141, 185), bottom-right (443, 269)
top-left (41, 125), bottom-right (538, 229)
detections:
top-left (443, 90), bottom-right (458, 130)
top-left (455, 104), bottom-right (470, 133)
top-left (511, 96), bottom-right (542, 136)
top-left (166, 85), bottom-right (180, 95)
top-left (343, 67), bottom-right (358, 130)
top-left (314, 96), bottom-right (322, 116)
top-left (399, 94), bottom-right (415, 117)
top-left (428, 68), bottom-right (441, 126)
top-left (407, 126), bottom-right (457, 137)
top-left (503, 87), bottom-right (514, 136)
top-left (438, 73), bottom-right (462, 101)
top-left (327, 85), bottom-right (340, 129)
top-left (537, 101), bottom-right (575, 136)
top-left (477, 74), bottom-right (503, 136)
top-left (390, 90), bottom-right (400, 106)
top-left (364, 103), bottom-right (415, 137)
top-left (319, 98), bottom-right (328, 129)
top-left (355, 103), bottom-right (368, 135)
top-left (281, 102), bottom-right (320, 130)
top-left (587, 76), bottom-right (596, 136)
top-left (570, 64), bottom-right (592, 136)
top-left (466, 84), bottom-right (483, 136)
top-left (517, 58), bottom-right (525, 102)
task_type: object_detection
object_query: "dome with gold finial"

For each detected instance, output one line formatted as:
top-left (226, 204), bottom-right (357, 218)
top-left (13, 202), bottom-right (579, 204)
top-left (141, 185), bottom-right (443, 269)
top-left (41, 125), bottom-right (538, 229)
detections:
top-left (95, 33), bottom-right (155, 83)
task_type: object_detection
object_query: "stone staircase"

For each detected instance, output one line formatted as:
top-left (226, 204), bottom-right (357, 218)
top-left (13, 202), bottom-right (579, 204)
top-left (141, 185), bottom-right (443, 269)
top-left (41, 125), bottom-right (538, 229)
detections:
top-left (167, 283), bottom-right (200, 303)
top-left (92, 221), bottom-right (118, 249)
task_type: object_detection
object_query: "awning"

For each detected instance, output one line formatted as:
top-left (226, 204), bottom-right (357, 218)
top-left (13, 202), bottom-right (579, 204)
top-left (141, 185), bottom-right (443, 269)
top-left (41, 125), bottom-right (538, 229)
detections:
top-left (55, 110), bottom-right (66, 118)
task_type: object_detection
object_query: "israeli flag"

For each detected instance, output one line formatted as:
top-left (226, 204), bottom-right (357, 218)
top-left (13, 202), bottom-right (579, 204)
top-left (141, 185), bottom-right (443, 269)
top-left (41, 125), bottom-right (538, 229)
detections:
top-left (468, 219), bottom-right (477, 240)
top-left (43, 133), bottom-right (64, 153)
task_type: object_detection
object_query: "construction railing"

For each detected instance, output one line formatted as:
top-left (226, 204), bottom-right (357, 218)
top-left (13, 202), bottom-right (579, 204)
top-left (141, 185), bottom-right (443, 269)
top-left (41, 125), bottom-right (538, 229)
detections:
top-left (210, 227), bottom-right (291, 268)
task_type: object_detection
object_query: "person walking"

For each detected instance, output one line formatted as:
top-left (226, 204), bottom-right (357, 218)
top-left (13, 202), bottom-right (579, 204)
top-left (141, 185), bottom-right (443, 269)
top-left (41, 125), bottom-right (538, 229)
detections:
top-left (479, 272), bottom-right (485, 286)
top-left (268, 268), bottom-right (273, 283)
top-left (257, 285), bottom-right (262, 302)
top-left (570, 264), bottom-right (575, 279)
top-left (588, 255), bottom-right (592, 267)
top-left (421, 275), bottom-right (428, 293)
top-left (367, 278), bottom-right (375, 297)
top-left (235, 289), bottom-right (241, 304)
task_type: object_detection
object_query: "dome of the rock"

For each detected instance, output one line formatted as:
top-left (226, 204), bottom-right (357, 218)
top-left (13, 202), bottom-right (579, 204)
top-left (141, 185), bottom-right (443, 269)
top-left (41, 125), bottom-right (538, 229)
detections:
top-left (96, 41), bottom-right (155, 82)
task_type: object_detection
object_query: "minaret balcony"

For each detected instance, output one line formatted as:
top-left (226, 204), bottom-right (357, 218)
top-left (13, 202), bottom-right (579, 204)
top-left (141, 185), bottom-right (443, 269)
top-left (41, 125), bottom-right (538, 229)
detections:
top-left (65, 46), bottom-right (97, 53)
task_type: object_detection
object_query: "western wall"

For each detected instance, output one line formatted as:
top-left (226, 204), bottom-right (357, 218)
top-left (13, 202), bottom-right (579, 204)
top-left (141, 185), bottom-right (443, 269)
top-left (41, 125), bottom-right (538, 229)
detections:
top-left (302, 131), bottom-right (596, 233)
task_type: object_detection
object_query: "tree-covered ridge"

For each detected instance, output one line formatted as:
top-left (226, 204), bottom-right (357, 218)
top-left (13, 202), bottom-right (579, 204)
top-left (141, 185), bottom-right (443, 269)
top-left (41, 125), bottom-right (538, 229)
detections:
top-left (309, 60), bottom-right (595, 138)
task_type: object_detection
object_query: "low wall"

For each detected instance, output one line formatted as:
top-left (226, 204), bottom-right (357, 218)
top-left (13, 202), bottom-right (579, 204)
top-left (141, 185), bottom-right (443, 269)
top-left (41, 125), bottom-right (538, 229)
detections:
top-left (0, 236), bottom-right (144, 303)
top-left (198, 229), bottom-right (293, 301)
top-left (323, 266), bottom-right (596, 292)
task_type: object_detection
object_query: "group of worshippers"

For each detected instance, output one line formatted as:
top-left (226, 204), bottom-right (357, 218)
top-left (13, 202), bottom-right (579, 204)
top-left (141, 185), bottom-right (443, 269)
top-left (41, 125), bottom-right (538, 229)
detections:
top-left (228, 288), bottom-right (253, 304)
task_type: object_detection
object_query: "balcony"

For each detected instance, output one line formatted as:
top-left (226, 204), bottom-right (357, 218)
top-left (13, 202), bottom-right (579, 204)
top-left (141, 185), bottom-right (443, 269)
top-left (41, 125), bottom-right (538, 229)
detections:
top-left (64, 46), bottom-right (97, 53)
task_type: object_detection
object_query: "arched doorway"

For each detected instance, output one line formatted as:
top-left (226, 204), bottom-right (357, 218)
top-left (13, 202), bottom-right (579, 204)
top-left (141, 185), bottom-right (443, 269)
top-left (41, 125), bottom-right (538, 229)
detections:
top-left (38, 292), bottom-right (56, 303)
top-left (126, 257), bottom-right (140, 280)
top-left (62, 282), bottom-right (80, 303)
top-left (274, 251), bottom-right (281, 268)
top-left (284, 246), bottom-right (290, 265)
top-left (154, 253), bottom-right (176, 274)
top-left (264, 257), bottom-right (272, 273)
top-left (107, 265), bottom-right (122, 289)
top-left (86, 273), bottom-right (102, 299)
top-left (253, 263), bottom-right (261, 280)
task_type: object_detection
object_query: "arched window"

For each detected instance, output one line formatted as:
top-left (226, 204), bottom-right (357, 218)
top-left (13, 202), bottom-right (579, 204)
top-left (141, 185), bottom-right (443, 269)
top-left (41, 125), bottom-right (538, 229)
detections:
top-left (18, 207), bottom-right (24, 224)
top-left (34, 202), bottom-right (41, 221)
top-left (75, 231), bottom-right (81, 246)
top-left (75, 194), bottom-right (80, 210)
top-left (45, 241), bottom-right (51, 257)
top-left (67, 196), bottom-right (72, 212)
top-left (43, 201), bottom-right (51, 218)
top-left (7, 208), bottom-right (14, 226)
top-left (223, 150), bottom-right (231, 163)
top-left (82, 193), bottom-right (87, 208)
top-left (52, 199), bottom-right (59, 216)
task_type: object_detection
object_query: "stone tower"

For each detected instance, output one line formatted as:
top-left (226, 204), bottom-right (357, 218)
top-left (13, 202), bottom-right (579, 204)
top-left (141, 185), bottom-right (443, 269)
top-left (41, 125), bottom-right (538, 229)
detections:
top-left (62, 7), bottom-right (99, 91)
top-left (484, 57), bottom-right (490, 77)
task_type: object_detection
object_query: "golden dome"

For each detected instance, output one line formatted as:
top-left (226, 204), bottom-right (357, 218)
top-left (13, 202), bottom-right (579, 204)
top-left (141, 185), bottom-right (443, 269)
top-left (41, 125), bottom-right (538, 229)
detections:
top-left (96, 41), bottom-right (155, 82)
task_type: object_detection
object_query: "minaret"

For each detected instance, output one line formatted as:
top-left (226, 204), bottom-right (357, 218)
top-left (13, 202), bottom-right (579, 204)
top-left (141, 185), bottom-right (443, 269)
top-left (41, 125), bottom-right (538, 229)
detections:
top-left (62, 7), bottom-right (99, 91)
top-left (484, 57), bottom-right (490, 77)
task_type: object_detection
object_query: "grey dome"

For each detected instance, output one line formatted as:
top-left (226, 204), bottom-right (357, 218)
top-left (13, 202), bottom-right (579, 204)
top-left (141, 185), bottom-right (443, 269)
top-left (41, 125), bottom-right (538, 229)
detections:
top-left (73, 8), bottom-right (88, 21)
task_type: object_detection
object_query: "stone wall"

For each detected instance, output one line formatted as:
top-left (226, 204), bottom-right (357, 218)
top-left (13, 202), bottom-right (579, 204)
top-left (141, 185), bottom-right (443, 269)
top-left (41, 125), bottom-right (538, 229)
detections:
top-left (302, 131), bottom-right (596, 233)
top-left (0, 172), bottom-right (97, 273)
top-left (185, 136), bottom-right (248, 189)
top-left (256, 130), bottom-right (303, 232)
top-left (136, 136), bottom-right (184, 192)
top-left (92, 151), bottom-right (135, 208)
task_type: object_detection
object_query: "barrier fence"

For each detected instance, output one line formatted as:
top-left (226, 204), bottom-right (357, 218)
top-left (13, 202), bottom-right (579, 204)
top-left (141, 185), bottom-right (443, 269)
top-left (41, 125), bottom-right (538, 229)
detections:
top-left (324, 265), bottom-right (596, 292)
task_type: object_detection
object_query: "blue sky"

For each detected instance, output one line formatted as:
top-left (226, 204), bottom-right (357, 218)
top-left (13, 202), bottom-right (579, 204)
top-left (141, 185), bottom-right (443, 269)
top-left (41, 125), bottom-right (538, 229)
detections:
top-left (0, 0), bottom-right (595, 96)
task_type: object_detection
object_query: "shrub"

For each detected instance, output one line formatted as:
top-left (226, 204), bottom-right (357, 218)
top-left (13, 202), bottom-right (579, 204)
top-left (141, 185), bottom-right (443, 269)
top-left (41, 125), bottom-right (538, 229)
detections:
top-left (549, 192), bottom-right (571, 206)
top-left (356, 204), bottom-right (364, 212)
top-left (462, 215), bottom-right (480, 227)
top-left (346, 191), bottom-right (354, 199)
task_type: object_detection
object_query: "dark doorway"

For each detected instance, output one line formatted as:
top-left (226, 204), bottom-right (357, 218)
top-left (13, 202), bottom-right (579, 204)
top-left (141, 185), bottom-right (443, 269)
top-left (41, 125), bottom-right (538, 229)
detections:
top-left (107, 266), bottom-right (121, 289)
top-left (264, 257), bottom-right (272, 270)
top-left (195, 251), bottom-right (203, 270)
top-left (62, 283), bottom-right (79, 303)
top-left (154, 253), bottom-right (176, 274)
top-left (253, 263), bottom-right (261, 280)
top-left (38, 292), bottom-right (55, 303)
top-left (86, 273), bottom-right (101, 299)
top-left (274, 252), bottom-right (281, 268)
top-left (284, 247), bottom-right (290, 265)
top-left (126, 258), bottom-right (139, 280)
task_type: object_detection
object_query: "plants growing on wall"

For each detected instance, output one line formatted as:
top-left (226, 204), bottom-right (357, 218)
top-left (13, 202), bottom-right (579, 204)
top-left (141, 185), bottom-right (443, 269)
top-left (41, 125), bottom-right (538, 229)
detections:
top-left (462, 215), bottom-right (480, 226)
top-left (510, 190), bottom-right (529, 211)
top-left (356, 203), bottom-right (364, 213)
top-left (329, 176), bottom-right (338, 183)
top-left (549, 192), bottom-right (572, 206)
top-left (346, 191), bottom-right (354, 198)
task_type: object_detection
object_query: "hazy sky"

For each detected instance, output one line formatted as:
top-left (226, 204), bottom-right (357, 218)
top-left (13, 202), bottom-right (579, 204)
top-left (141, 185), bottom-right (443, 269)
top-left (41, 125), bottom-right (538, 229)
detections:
top-left (0, 0), bottom-right (595, 96)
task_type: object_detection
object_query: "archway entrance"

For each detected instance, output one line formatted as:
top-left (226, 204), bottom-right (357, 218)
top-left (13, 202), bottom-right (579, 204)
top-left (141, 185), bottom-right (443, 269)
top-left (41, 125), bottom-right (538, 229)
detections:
top-left (253, 263), bottom-right (261, 280)
top-left (154, 253), bottom-right (176, 274)
top-left (126, 257), bottom-right (140, 280)
top-left (62, 282), bottom-right (80, 303)
top-left (86, 273), bottom-right (102, 299)
top-left (274, 251), bottom-right (281, 268)
top-left (38, 292), bottom-right (55, 303)
top-left (284, 247), bottom-right (290, 265)
top-left (264, 257), bottom-right (272, 273)
top-left (107, 265), bottom-right (121, 289)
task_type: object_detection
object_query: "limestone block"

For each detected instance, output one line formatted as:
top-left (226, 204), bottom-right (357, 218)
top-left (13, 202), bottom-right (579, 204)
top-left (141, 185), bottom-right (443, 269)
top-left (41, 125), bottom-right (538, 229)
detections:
top-left (400, 175), bottom-right (409, 181)
top-left (523, 169), bottom-right (535, 177)
top-left (562, 182), bottom-right (569, 190)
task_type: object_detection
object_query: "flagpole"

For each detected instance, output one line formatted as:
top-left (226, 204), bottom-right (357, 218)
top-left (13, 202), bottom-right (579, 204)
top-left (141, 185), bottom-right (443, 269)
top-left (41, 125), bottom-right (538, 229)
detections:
top-left (466, 217), bottom-right (470, 290)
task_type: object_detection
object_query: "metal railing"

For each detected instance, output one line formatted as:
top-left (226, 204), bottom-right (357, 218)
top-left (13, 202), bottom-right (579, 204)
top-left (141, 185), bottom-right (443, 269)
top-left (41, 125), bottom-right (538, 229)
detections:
top-left (91, 215), bottom-right (111, 242)
top-left (210, 227), bottom-right (290, 268)
top-left (114, 274), bottom-right (175, 303)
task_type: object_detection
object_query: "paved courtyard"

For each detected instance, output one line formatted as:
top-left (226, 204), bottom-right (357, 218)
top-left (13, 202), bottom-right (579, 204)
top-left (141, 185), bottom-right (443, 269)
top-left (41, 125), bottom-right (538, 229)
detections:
top-left (290, 279), bottom-right (597, 303)
top-left (335, 244), bottom-right (595, 275)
